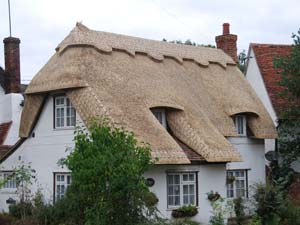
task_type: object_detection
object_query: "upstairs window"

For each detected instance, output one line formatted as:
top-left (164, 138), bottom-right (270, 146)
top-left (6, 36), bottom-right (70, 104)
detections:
top-left (54, 96), bottom-right (76, 128)
top-left (152, 108), bottom-right (167, 128)
top-left (234, 115), bottom-right (247, 136)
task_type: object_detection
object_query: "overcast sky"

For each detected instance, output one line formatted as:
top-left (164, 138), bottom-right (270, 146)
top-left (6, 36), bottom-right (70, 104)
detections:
top-left (0, 0), bottom-right (299, 83)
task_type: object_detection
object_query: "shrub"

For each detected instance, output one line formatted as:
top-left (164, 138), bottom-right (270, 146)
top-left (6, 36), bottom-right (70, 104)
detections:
top-left (233, 197), bottom-right (245, 225)
top-left (9, 202), bottom-right (33, 219)
top-left (253, 183), bottom-right (282, 225)
top-left (144, 192), bottom-right (159, 207)
top-left (171, 205), bottom-right (198, 218)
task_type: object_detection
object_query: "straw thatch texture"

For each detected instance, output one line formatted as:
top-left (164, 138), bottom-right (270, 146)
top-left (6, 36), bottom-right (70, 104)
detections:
top-left (20, 23), bottom-right (277, 164)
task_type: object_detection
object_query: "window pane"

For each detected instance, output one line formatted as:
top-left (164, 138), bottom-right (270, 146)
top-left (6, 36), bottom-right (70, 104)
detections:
top-left (174, 175), bottom-right (180, 184)
top-left (183, 174), bottom-right (188, 181)
top-left (183, 185), bottom-right (188, 195)
top-left (183, 195), bottom-right (188, 205)
top-left (175, 196), bottom-right (180, 206)
top-left (189, 174), bottom-right (194, 181)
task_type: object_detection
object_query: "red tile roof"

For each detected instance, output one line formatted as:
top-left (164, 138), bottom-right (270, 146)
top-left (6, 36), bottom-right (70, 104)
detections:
top-left (0, 122), bottom-right (13, 159)
top-left (251, 44), bottom-right (292, 117)
top-left (0, 121), bottom-right (12, 145)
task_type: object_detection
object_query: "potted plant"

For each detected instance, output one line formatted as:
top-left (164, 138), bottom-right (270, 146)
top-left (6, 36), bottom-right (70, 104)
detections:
top-left (227, 175), bottom-right (236, 184)
top-left (207, 191), bottom-right (221, 202)
top-left (171, 205), bottom-right (198, 218)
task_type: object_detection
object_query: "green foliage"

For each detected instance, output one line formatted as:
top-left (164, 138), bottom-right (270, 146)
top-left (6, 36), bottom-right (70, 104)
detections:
top-left (207, 191), bottom-right (221, 202)
top-left (171, 205), bottom-right (198, 218)
top-left (238, 50), bottom-right (247, 74)
top-left (209, 197), bottom-right (229, 225)
top-left (60, 118), bottom-right (155, 225)
top-left (162, 38), bottom-right (215, 48)
top-left (278, 198), bottom-right (300, 225)
top-left (273, 29), bottom-right (300, 119)
top-left (253, 184), bottom-right (282, 225)
top-left (247, 215), bottom-right (262, 225)
top-left (144, 191), bottom-right (159, 207)
top-left (233, 197), bottom-right (246, 225)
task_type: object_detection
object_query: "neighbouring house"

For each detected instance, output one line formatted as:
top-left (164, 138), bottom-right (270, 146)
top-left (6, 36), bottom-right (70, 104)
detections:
top-left (0, 36), bottom-right (25, 164)
top-left (245, 44), bottom-right (293, 155)
top-left (0, 23), bottom-right (277, 224)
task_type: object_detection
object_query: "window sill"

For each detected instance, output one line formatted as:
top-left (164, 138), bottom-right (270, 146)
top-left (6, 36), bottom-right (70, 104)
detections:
top-left (166, 205), bottom-right (199, 211)
top-left (53, 127), bottom-right (75, 131)
top-left (0, 189), bottom-right (18, 194)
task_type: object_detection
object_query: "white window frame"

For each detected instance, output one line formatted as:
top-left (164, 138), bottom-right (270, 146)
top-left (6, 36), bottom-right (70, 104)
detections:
top-left (1, 171), bottom-right (17, 190)
top-left (54, 173), bottom-right (71, 202)
top-left (151, 108), bottom-right (167, 128)
top-left (226, 170), bottom-right (248, 199)
top-left (54, 96), bottom-right (76, 129)
top-left (234, 115), bottom-right (247, 136)
top-left (167, 172), bottom-right (197, 208)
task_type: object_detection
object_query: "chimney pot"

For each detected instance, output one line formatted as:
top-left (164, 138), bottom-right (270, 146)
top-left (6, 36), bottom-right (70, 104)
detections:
top-left (223, 23), bottom-right (230, 35)
top-left (3, 37), bottom-right (21, 93)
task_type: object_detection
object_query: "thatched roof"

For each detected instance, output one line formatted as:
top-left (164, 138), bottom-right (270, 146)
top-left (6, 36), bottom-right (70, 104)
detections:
top-left (20, 23), bottom-right (277, 164)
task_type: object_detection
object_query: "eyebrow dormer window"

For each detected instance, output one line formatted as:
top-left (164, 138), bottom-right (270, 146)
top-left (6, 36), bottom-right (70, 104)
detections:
top-left (234, 115), bottom-right (247, 136)
top-left (152, 108), bottom-right (167, 128)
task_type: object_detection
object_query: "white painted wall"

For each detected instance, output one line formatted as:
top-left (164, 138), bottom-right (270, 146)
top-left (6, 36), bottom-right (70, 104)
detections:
top-left (227, 137), bottom-right (266, 188)
top-left (245, 47), bottom-right (276, 155)
top-left (0, 95), bottom-right (84, 211)
top-left (0, 93), bottom-right (24, 145)
top-left (144, 164), bottom-right (227, 225)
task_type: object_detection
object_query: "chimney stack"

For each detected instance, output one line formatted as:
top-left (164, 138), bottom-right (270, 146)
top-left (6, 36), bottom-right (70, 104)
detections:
top-left (215, 23), bottom-right (237, 62)
top-left (3, 37), bottom-right (21, 93)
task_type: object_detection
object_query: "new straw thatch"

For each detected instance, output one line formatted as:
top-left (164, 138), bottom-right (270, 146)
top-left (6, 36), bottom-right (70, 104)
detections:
top-left (20, 23), bottom-right (277, 164)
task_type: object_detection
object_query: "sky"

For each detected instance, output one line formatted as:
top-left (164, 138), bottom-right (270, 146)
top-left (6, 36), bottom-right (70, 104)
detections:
top-left (0, 0), bottom-right (299, 83)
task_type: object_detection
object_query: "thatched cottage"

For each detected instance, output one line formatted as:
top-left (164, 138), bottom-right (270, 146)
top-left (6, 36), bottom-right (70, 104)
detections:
top-left (0, 23), bottom-right (277, 224)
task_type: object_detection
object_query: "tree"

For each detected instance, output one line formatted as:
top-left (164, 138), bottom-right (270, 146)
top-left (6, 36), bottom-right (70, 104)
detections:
top-left (270, 29), bottom-right (300, 190)
top-left (162, 38), bottom-right (215, 48)
top-left (60, 118), bottom-right (156, 225)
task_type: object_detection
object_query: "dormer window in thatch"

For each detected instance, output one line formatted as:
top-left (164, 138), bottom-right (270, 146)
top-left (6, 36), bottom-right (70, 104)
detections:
top-left (234, 115), bottom-right (247, 136)
top-left (151, 108), bottom-right (167, 128)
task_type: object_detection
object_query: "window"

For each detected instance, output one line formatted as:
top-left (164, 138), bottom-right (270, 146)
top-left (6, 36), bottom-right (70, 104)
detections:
top-left (1, 172), bottom-right (17, 189)
top-left (234, 115), bottom-right (246, 136)
top-left (54, 173), bottom-right (71, 201)
top-left (227, 170), bottom-right (248, 198)
top-left (167, 172), bottom-right (197, 208)
top-left (151, 109), bottom-right (167, 128)
top-left (54, 96), bottom-right (76, 128)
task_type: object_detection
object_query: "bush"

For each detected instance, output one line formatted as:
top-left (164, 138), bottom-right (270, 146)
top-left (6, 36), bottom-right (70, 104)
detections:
top-left (144, 192), bottom-right (159, 207)
top-left (253, 184), bottom-right (282, 225)
top-left (9, 202), bottom-right (33, 219)
top-left (233, 197), bottom-right (245, 225)
top-left (279, 198), bottom-right (300, 225)
top-left (171, 205), bottom-right (198, 218)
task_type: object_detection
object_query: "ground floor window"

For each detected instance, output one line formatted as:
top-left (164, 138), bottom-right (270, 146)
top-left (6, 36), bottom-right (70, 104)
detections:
top-left (167, 172), bottom-right (197, 208)
top-left (1, 171), bottom-right (17, 189)
top-left (54, 173), bottom-right (71, 201)
top-left (227, 170), bottom-right (248, 198)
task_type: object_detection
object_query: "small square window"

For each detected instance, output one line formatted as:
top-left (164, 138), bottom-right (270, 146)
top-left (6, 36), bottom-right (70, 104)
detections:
top-left (1, 172), bottom-right (17, 189)
top-left (54, 173), bottom-right (71, 202)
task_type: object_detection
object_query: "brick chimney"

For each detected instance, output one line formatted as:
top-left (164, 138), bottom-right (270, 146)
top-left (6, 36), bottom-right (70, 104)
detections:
top-left (3, 37), bottom-right (21, 93)
top-left (215, 23), bottom-right (237, 62)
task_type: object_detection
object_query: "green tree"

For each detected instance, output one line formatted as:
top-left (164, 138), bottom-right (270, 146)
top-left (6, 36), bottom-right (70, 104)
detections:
top-left (271, 29), bottom-right (300, 190)
top-left (60, 119), bottom-right (156, 225)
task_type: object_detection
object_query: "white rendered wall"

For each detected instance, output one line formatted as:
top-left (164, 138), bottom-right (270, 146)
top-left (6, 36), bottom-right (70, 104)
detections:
top-left (227, 137), bottom-right (266, 197)
top-left (0, 95), bottom-right (84, 211)
top-left (245, 48), bottom-right (276, 154)
top-left (144, 164), bottom-right (227, 225)
top-left (0, 93), bottom-right (24, 145)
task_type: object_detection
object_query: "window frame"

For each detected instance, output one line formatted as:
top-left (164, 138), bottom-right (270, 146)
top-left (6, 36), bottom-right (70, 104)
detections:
top-left (234, 115), bottom-right (247, 136)
top-left (53, 95), bottom-right (76, 129)
top-left (166, 171), bottom-right (198, 208)
top-left (226, 169), bottom-right (249, 199)
top-left (1, 171), bottom-right (17, 190)
top-left (53, 172), bottom-right (72, 202)
top-left (151, 108), bottom-right (167, 128)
